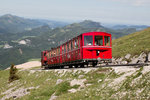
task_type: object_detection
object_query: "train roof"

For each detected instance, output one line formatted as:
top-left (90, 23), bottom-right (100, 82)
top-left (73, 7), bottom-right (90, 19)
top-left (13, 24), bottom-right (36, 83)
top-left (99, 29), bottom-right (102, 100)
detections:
top-left (82, 31), bottom-right (111, 35)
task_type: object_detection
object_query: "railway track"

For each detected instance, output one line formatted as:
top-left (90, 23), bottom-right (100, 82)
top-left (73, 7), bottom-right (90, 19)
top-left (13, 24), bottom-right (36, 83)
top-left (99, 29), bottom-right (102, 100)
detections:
top-left (96, 63), bottom-right (149, 68)
top-left (31, 63), bottom-right (149, 71)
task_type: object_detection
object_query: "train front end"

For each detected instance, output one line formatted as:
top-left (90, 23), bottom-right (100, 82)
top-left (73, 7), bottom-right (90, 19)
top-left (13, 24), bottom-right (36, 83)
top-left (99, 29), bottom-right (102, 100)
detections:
top-left (41, 50), bottom-right (48, 67)
top-left (82, 32), bottom-right (112, 65)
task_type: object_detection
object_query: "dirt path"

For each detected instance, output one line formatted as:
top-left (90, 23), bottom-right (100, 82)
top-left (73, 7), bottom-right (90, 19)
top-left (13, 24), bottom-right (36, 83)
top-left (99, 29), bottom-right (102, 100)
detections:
top-left (15, 61), bottom-right (41, 69)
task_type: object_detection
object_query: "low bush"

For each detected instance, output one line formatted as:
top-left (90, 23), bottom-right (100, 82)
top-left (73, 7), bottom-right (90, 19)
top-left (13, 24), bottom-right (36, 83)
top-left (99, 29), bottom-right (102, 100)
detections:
top-left (9, 64), bottom-right (19, 82)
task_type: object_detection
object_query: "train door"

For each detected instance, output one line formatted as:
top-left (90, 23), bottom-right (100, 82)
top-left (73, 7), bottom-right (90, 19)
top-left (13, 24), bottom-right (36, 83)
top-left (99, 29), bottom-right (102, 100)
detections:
top-left (94, 35), bottom-right (104, 59)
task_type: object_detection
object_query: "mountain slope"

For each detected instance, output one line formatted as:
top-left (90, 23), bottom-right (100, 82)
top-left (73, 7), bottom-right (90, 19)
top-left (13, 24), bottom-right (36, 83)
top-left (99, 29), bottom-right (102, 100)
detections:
top-left (0, 14), bottom-right (68, 34)
top-left (0, 20), bottom-right (139, 69)
top-left (37, 19), bottom-right (69, 28)
top-left (112, 27), bottom-right (150, 58)
top-left (0, 14), bottom-right (46, 33)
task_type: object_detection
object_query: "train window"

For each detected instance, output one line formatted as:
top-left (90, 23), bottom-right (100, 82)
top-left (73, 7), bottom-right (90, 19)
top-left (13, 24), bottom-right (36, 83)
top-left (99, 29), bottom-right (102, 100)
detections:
top-left (71, 41), bottom-right (73, 50)
top-left (78, 37), bottom-right (80, 47)
top-left (58, 48), bottom-right (60, 54)
top-left (56, 49), bottom-right (58, 55)
top-left (51, 51), bottom-right (53, 57)
top-left (44, 52), bottom-right (46, 56)
top-left (84, 36), bottom-right (93, 46)
top-left (49, 52), bottom-right (50, 58)
top-left (75, 39), bottom-right (78, 48)
top-left (46, 53), bottom-right (48, 58)
top-left (95, 36), bottom-right (103, 46)
top-left (54, 50), bottom-right (56, 56)
top-left (104, 36), bottom-right (110, 46)
top-left (54, 51), bottom-right (55, 56)
top-left (70, 43), bottom-right (71, 50)
top-left (62, 46), bottom-right (64, 53)
top-left (64, 45), bottom-right (66, 53)
top-left (67, 43), bottom-right (69, 51)
top-left (75, 40), bottom-right (76, 48)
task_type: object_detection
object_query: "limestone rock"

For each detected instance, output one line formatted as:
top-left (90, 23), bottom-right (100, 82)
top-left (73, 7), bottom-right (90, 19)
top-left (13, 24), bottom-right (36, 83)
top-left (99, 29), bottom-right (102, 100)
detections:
top-left (116, 57), bottom-right (123, 64)
top-left (56, 79), bottom-right (63, 85)
top-left (98, 79), bottom-right (102, 83)
top-left (78, 75), bottom-right (84, 79)
top-left (125, 54), bottom-right (131, 59)
top-left (138, 52), bottom-right (146, 63)
top-left (130, 56), bottom-right (139, 64)
top-left (112, 57), bottom-right (116, 64)
top-left (130, 52), bottom-right (146, 64)
top-left (49, 93), bottom-right (57, 100)
top-left (121, 61), bottom-right (128, 64)
top-left (148, 52), bottom-right (150, 62)
top-left (68, 89), bottom-right (77, 93)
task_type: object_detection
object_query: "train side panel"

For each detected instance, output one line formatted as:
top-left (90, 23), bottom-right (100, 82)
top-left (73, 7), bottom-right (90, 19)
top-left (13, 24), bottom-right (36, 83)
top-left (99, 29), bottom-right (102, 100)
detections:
top-left (41, 32), bottom-right (112, 68)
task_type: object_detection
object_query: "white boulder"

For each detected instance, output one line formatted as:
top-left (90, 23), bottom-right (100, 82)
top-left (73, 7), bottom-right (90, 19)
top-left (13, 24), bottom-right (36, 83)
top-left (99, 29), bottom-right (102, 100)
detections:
top-left (125, 54), bottom-right (131, 59)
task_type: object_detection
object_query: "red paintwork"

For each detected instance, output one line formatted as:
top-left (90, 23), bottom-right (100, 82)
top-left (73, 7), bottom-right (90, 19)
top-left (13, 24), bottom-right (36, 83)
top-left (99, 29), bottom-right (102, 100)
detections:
top-left (41, 32), bottom-right (112, 67)
top-left (82, 32), bottom-right (112, 60)
top-left (41, 51), bottom-right (48, 66)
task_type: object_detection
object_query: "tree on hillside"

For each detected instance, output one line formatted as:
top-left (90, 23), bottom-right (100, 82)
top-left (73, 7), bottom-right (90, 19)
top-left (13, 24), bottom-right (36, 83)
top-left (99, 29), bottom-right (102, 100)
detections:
top-left (9, 64), bottom-right (19, 82)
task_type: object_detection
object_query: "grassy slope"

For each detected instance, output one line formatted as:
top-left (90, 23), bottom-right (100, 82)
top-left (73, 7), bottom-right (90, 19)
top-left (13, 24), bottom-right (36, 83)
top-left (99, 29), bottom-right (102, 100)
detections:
top-left (0, 67), bottom-right (150, 100)
top-left (112, 27), bottom-right (150, 58)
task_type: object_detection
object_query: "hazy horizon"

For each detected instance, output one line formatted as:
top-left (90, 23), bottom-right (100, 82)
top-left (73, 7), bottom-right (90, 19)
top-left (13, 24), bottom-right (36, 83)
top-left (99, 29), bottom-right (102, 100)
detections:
top-left (0, 0), bottom-right (150, 25)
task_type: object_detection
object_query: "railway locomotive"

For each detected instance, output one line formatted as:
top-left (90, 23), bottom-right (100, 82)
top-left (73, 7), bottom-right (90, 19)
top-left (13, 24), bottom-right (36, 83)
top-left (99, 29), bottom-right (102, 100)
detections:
top-left (41, 32), bottom-right (112, 68)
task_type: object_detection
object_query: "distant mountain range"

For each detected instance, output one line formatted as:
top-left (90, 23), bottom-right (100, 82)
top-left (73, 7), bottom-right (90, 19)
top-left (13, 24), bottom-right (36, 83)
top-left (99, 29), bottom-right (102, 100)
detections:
top-left (103, 24), bottom-right (149, 31)
top-left (0, 14), bottom-right (149, 69)
top-left (0, 14), bottom-right (68, 34)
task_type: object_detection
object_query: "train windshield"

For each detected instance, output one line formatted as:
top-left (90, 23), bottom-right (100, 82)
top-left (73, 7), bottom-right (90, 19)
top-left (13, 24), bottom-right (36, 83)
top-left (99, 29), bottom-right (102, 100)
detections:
top-left (104, 36), bottom-right (110, 46)
top-left (95, 36), bottom-right (103, 46)
top-left (84, 36), bottom-right (93, 46)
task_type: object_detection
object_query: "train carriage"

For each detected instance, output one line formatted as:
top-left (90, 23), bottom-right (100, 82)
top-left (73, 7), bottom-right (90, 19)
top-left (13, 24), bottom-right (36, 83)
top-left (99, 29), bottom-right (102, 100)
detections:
top-left (41, 32), bottom-right (112, 68)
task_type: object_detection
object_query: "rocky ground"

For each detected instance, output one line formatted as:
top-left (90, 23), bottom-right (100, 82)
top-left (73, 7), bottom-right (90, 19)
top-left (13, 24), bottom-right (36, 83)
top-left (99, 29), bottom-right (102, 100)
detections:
top-left (113, 52), bottom-right (150, 64)
top-left (1, 64), bottom-right (150, 100)
top-left (1, 52), bottom-right (150, 100)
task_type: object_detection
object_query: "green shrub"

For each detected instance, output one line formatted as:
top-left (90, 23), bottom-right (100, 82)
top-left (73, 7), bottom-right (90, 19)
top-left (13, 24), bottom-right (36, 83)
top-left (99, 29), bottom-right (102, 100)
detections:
top-left (9, 64), bottom-right (19, 82)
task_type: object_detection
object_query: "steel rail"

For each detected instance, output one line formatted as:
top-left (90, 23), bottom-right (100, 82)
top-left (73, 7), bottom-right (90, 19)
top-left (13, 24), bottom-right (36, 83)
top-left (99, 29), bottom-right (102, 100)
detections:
top-left (96, 63), bottom-right (149, 68)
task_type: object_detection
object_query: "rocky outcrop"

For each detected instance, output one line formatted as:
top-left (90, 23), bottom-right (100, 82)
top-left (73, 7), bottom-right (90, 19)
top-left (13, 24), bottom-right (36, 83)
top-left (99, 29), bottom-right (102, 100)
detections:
top-left (113, 52), bottom-right (150, 64)
top-left (130, 52), bottom-right (147, 64)
top-left (3, 43), bottom-right (13, 49)
top-left (18, 39), bottom-right (31, 45)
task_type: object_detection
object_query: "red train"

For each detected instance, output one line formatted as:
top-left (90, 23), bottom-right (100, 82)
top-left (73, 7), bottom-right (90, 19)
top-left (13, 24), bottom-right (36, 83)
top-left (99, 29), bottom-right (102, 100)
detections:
top-left (41, 32), bottom-right (112, 68)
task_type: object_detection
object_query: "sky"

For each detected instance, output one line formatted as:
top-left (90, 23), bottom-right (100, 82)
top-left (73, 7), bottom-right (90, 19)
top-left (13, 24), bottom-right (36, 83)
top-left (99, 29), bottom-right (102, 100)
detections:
top-left (0, 0), bottom-right (150, 25)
